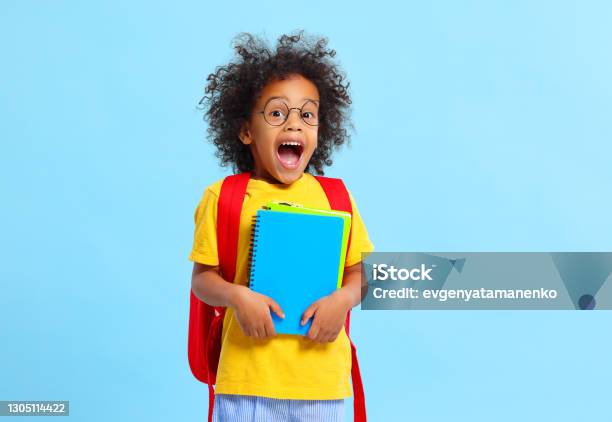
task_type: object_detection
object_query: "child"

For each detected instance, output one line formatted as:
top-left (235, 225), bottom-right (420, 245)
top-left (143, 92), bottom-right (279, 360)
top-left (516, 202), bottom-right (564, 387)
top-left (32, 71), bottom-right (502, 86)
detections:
top-left (189, 31), bottom-right (374, 422)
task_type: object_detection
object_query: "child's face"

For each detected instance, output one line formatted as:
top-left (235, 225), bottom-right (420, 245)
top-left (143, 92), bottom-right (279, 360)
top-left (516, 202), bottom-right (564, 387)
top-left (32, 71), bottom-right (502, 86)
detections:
top-left (239, 74), bottom-right (319, 185)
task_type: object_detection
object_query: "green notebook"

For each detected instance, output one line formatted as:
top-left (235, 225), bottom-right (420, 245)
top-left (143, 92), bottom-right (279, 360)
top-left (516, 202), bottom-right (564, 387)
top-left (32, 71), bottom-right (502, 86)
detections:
top-left (264, 201), bottom-right (352, 288)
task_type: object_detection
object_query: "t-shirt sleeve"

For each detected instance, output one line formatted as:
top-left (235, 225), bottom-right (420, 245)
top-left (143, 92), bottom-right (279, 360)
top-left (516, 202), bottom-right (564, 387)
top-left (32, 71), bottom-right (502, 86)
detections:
top-left (188, 187), bottom-right (220, 266)
top-left (344, 190), bottom-right (375, 267)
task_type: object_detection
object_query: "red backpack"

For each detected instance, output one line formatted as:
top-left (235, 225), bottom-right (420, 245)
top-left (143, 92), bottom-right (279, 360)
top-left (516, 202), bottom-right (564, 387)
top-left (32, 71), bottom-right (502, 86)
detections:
top-left (188, 172), bottom-right (367, 422)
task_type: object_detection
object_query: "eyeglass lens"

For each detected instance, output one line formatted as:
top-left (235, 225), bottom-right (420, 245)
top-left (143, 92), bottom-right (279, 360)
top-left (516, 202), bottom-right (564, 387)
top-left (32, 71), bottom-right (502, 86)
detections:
top-left (263, 99), bottom-right (319, 126)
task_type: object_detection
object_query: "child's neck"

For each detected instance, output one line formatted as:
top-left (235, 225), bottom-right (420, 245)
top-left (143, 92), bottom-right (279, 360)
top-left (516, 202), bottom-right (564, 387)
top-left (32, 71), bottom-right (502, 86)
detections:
top-left (250, 171), bottom-right (306, 186)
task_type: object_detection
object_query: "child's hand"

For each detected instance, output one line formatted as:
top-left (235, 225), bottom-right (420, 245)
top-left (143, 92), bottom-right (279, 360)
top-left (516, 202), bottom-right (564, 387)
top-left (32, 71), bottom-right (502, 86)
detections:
top-left (300, 290), bottom-right (351, 343)
top-left (230, 285), bottom-right (285, 339)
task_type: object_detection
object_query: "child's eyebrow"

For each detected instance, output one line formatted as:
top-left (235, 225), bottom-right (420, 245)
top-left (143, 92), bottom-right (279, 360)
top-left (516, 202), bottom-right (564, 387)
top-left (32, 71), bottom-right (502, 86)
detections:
top-left (266, 95), bottom-right (320, 104)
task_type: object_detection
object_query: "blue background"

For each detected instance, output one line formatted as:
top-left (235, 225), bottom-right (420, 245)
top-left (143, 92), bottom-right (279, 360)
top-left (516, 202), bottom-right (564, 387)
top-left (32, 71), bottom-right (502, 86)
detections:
top-left (2, 1), bottom-right (611, 421)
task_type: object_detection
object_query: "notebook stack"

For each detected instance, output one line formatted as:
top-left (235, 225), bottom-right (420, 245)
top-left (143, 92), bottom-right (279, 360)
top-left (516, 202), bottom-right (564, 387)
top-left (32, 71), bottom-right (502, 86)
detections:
top-left (247, 201), bottom-right (352, 336)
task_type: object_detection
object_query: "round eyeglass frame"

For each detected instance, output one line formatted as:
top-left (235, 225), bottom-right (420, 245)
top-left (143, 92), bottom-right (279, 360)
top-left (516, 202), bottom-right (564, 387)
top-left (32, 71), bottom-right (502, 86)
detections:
top-left (256, 98), bottom-right (320, 127)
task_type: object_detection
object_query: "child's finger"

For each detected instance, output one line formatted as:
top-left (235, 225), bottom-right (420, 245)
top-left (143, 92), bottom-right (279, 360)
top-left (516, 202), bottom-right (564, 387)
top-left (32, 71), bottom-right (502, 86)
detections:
top-left (300, 305), bottom-right (317, 326)
top-left (307, 322), bottom-right (320, 340)
top-left (314, 328), bottom-right (329, 343)
top-left (323, 330), bottom-right (336, 343)
top-left (266, 298), bottom-right (285, 319)
top-left (264, 317), bottom-right (276, 337)
top-left (253, 326), bottom-right (265, 339)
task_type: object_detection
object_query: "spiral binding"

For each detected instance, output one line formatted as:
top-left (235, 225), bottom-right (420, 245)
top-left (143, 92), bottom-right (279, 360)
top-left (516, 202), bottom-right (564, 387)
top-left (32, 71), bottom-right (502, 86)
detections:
top-left (247, 213), bottom-right (261, 289)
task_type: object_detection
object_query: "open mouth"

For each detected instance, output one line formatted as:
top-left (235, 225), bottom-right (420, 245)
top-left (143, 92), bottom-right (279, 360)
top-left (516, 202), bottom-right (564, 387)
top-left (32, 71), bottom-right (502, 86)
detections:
top-left (276, 141), bottom-right (304, 169)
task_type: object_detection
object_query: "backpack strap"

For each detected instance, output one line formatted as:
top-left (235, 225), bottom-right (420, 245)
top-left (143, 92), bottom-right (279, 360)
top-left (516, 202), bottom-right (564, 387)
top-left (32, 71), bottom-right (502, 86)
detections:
top-left (315, 175), bottom-right (367, 422)
top-left (217, 172), bottom-right (252, 283)
top-left (189, 171), bottom-right (250, 386)
top-left (206, 171), bottom-right (251, 422)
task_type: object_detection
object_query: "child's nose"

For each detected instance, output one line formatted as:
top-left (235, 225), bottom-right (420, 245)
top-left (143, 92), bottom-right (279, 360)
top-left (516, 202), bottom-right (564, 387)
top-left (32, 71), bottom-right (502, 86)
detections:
top-left (284, 109), bottom-right (303, 130)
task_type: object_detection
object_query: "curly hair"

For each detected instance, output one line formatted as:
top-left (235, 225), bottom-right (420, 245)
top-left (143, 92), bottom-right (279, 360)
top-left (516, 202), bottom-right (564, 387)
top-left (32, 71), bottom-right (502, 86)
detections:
top-left (198, 30), bottom-right (353, 175)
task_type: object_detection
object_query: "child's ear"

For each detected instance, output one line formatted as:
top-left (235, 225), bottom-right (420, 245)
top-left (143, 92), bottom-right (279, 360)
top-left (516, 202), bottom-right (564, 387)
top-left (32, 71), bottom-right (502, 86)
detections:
top-left (239, 122), bottom-right (253, 145)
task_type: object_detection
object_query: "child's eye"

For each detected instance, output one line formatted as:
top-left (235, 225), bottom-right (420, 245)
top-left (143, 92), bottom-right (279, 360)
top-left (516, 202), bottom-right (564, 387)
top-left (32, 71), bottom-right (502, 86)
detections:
top-left (268, 108), bottom-right (287, 120)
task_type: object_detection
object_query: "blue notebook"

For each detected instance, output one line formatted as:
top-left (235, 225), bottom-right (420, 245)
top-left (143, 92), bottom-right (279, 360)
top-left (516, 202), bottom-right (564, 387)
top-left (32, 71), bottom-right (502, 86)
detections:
top-left (248, 209), bottom-right (345, 336)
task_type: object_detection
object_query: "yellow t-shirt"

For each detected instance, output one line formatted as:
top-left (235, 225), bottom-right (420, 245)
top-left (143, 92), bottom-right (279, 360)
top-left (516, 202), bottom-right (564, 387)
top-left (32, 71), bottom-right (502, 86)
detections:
top-left (188, 172), bottom-right (374, 399)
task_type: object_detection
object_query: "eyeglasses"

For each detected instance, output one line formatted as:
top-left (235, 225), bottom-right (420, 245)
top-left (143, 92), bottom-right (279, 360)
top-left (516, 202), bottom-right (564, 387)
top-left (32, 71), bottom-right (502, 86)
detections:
top-left (257, 98), bottom-right (319, 127)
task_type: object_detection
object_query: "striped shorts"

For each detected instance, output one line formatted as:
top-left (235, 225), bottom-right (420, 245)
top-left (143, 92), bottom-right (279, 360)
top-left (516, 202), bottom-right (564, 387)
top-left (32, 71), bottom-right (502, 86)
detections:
top-left (212, 394), bottom-right (345, 422)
